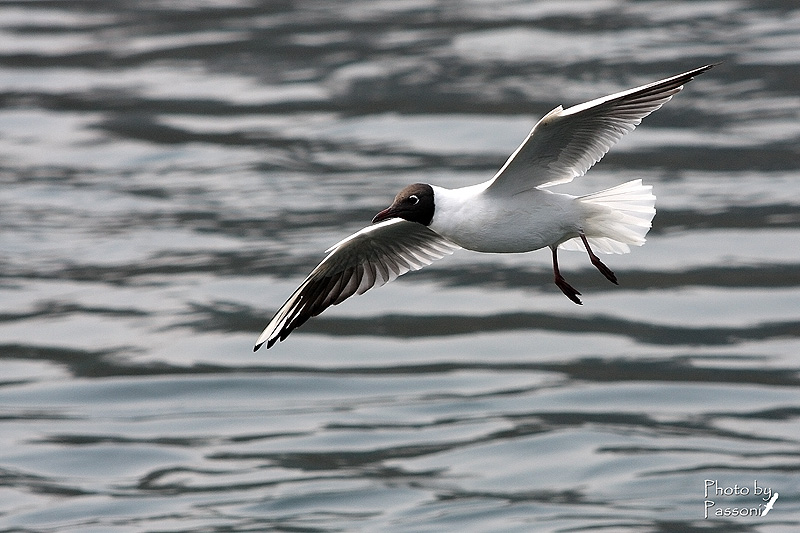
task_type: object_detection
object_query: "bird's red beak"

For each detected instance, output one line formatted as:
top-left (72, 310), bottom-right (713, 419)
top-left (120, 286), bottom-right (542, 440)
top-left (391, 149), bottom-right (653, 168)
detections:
top-left (372, 206), bottom-right (395, 223)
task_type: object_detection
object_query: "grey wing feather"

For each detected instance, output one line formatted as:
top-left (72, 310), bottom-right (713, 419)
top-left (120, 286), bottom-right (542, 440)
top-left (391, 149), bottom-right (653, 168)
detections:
top-left (486, 64), bottom-right (714, 195)
top-left (254, 219), bottom-right (460, 350)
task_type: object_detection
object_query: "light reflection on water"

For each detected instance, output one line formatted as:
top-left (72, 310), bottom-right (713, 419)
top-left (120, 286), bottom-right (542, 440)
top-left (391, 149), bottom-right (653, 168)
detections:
top-left (1, 0), bottom-right (799, 531)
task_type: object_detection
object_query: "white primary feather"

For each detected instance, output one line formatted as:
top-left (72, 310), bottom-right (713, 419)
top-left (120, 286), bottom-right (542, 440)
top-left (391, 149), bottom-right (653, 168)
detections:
top-left (485, 64), bottom-right (714, 195)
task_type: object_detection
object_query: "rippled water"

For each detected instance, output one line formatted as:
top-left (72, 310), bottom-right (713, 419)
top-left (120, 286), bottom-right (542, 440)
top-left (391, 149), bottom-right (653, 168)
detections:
top-left (1, 1), bottom-right (799, 531)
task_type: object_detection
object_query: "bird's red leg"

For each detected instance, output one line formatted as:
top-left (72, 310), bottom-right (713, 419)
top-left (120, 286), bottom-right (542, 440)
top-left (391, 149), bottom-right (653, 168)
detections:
top-left (580, 233), bottom-right (618, 285)
top-left (551, 246), bottom-right (582, 305)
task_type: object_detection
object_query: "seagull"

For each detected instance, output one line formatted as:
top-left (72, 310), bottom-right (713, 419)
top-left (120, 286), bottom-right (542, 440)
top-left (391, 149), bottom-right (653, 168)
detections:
top-left (255, 64), bottom-right (714, 350)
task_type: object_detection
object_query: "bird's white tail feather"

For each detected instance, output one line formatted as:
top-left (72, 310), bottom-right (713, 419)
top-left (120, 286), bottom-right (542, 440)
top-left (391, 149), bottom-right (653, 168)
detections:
top-left (560, 179), bottom-right (656, 254)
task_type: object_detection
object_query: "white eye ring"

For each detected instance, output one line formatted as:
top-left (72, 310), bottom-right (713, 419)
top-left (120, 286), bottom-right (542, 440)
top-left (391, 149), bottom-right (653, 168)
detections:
top-left (408, 195), bottom-right (419, 205)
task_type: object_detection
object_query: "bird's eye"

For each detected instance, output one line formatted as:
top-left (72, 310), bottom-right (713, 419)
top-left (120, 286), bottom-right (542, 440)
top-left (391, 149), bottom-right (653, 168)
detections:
top-left (408, 195), bottom-right (419, 205)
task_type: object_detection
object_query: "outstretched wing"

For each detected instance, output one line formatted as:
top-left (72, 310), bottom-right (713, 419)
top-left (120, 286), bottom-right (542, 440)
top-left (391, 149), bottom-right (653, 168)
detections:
top-left (255, 219), bottom-right (460, 350)
top-left (485, 64), bottom-right (714, 196)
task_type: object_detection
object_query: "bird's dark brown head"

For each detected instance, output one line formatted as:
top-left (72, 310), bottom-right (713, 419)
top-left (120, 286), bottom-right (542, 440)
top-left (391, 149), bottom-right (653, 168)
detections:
top-left (372, 183), bottom-right (435, 225)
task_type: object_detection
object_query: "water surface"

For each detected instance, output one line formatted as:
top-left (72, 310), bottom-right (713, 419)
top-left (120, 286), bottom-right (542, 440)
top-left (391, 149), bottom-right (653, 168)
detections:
top-left (1, 1), bottom-right (799, 531)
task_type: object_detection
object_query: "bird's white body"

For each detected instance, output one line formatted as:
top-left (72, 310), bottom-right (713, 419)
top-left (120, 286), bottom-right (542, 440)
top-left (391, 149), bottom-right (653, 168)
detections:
top-left (430, 184), bottom-right (580, 253)
top-left (431, 179), bottom-right (654, 255)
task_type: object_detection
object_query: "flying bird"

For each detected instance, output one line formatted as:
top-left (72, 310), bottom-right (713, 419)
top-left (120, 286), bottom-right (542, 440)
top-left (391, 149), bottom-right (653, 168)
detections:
top-left (255, 64), bottom-right (714, 350)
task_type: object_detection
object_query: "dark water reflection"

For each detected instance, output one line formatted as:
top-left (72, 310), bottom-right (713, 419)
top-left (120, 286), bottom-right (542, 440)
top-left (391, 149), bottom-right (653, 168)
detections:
top-left (1, 1), bottom-right (799, 531)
